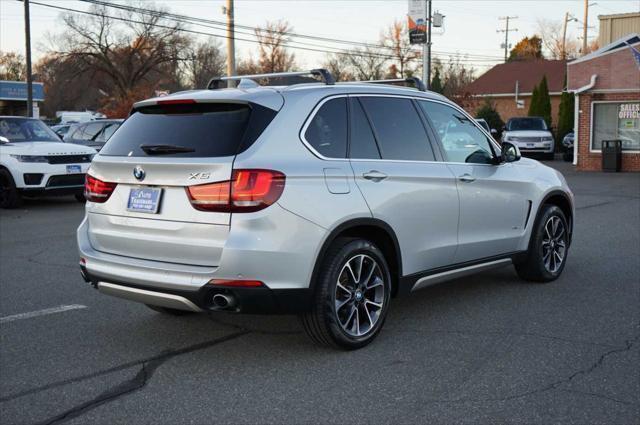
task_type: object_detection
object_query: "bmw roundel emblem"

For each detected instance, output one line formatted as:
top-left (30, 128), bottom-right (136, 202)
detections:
top-left (133, 165), bottom-right (145, 181)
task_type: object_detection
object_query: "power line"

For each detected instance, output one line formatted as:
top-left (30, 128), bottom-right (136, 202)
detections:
top-left (26, 0), bottom-right (502, 67)
top-left (77, 0), bottom-right (505, 61)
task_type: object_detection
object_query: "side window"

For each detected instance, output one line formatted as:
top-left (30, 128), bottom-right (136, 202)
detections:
top-left (418, 101), bottom-right (495, 164)
top-left (67, 124), bottom-right (84, 140)
top-left (304, 98), bottom-right (348, 158)
top-left (81, 123), bottom-right (104, 140)
top-left (359, 97), bottom-right (435, 161)
top-left (95, 123), bottom-right (120, 142)
top-left (349, 98), bottom-right (381, 159)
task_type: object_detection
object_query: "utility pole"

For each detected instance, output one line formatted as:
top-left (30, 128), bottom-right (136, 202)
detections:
top-left (224, 0), bottom-right (236, 87)
top-left (582, 0), bottom-right (589, 54)
top-left (24, 0), bottom-right (33, 117)
top-left (497, 16), bottom-right (518, 62)
top-left (561, 12), bottom-right (577, 60)
top-left (425, 0), bottom-right (432, 89)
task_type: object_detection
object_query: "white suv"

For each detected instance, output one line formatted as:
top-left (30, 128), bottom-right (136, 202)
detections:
top-left (77, 71), bottom-right (574, 349)
top-left (502, 117), bottom-right (555, 160)
top-left (0, 116), bottom-right (97, 208)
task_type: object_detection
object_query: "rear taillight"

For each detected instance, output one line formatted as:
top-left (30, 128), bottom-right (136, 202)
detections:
top-left (85, 174), bottom-right (117, 203)
top-left (187, 169), bottom-right (285, 213)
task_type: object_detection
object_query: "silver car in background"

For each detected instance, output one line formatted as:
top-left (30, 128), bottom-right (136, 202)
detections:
top-left (78, 70), bottom-right (574, 349)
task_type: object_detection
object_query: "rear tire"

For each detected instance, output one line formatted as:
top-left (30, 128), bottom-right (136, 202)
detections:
top-left (145, 304), bottom-right (194, 316)
top-left (515, 205), bottom-right (569, 282)
top-left (301, 238), bottom-right (392, 350)
top-left (0, 169), bottom-right (22, 209)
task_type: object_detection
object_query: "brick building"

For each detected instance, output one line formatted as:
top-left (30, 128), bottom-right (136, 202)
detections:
top-left (462, 60), bottom-right (567, 127)
top-left (567, 33), bottom-right (640, 171)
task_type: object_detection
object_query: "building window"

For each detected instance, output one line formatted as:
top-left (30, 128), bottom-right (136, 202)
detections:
top-left (592, 102), bottom-right (640, 151)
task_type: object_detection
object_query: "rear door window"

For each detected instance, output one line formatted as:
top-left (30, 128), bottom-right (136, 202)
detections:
top-left (100, 103), bottom-right (276, 157)
top-left (359, 97), bottom-right (435, 161)
top-left (349, 98), bottom-right (381, 159)
top-left (304, 97), bottom-right (348, 158)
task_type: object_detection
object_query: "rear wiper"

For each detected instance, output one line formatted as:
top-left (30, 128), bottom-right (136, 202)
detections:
top-left (140, 144), bottom-right (195, 155)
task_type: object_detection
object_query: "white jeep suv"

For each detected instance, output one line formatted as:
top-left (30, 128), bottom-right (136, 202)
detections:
top-left (77, 71), bottom-right (574, 349)
top-left (0, 116), bottom-right (97, 208)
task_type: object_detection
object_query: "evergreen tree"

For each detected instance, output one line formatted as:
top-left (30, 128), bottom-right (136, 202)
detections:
top-left (475, 99), bottom-right (504, 137)
top-left (557, 90), bottom-right (575, 141)
top-left (430, 68), bottom-right (443, 93)
top-left (528, 84), bottom-right (540, 117)
top-left (537, 75), bottom-right (552, 128)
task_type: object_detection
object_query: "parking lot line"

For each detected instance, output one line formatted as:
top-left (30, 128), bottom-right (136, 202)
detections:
top-left (0, 304), bottom-right (87, 324)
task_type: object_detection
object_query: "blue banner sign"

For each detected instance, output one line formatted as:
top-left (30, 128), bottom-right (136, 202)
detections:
top-left (0, 80), bottom-right (45, 101)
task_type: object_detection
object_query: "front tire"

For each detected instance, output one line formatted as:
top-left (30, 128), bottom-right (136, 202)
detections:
top-left (301, 238), bottom-right (392, 350)
top-left (0, 169), bottom-right (22, 209)
top-left (515, 205), bottom-right (569, 282)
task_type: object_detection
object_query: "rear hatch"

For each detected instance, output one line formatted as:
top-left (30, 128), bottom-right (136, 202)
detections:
top-left (86, 96), bottom-right (280, 267)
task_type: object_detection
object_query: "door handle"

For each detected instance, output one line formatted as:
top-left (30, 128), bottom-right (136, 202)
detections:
top-left (363, 170), bottom-right (388, 182)
top-left (458, 173), bottom-right (476, 183)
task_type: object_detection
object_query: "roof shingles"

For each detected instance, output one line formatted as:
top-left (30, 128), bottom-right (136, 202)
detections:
top-left (464, 60), bottom-right (567, 95)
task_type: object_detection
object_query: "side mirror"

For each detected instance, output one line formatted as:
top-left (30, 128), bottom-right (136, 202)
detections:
top-left (501, 141), bottom-right (521, 163)
top-left (490, 128), bottom-right (497, 135)
top-left (0, 136), bottom-right (9, 144)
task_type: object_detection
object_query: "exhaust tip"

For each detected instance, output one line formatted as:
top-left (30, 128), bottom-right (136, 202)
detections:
top-left (211, 293), bottom-right (236, 310)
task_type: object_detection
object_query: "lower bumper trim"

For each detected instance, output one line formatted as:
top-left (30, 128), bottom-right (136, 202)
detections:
top-left (97, 282), bottom-right (203, 312)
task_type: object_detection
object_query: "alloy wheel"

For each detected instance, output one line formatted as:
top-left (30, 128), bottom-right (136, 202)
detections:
top-left (334, 254), bottom-right (385, 337)
top-left (542, 216), bottom-right (566, 273)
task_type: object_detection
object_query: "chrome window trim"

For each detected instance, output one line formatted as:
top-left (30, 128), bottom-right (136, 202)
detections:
top-left (299, 93), bottom-right (504, 167)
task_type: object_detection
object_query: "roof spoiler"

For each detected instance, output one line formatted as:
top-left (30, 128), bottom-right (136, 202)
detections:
top-left (208, 69), bottom-right (335, 89)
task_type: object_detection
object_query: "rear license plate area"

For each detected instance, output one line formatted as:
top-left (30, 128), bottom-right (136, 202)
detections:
top-left (127, 187), bottom-right (162, 214)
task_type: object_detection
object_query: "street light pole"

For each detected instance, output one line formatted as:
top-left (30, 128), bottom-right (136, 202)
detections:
top-left (24, 0), bottom-right (34, 117)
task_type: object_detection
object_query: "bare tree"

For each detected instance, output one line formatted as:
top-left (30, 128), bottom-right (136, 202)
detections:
top-left (184, 39), bottom-right (226, 89)
top-left (322, 56), bottom-right (354, 82)
top-left (337, 46), bottom-right (388, 81)
top-left (441, 55), bottom-right (476, 104)
top-left (54, 3), bottom-right (190, 115)
top-left (254, 20), bottom-right (296, 73)
top-left (538, 19), bottom-right (579, 60)
top-left (380, 20), bottom-right (419, 78)
top-left (0, 52), bottom-right (27, 81)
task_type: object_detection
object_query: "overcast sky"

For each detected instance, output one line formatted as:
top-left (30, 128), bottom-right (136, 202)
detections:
top-left (1, 0), bottom-right (638, 75)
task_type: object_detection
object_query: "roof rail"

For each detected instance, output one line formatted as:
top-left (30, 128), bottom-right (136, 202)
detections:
top-left (208, 68), bottom-right (335, 89)
top-left (357, 77), bottom-right (426, 91)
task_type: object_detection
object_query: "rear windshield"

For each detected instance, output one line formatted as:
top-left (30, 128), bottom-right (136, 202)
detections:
top-left (507, 118), bottom-right (547, 131)
top-left (99, 102), bottom-right (277, 157)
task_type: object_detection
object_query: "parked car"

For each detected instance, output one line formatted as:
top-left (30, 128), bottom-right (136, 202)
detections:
top-left (64, 119), bottom-right (123, 151)
top-left (475, 118), bottom-right (498, 137)
top-left (562, 131), bottom-right (574, 162)
top-left (502, 117), bottom-right (555, 160)
top-left (77, 71), bottom-right (574, 349)
top-left (0, 116), bottom-right (97, 208)
top-left (51, 123), bottom-right (74, 138)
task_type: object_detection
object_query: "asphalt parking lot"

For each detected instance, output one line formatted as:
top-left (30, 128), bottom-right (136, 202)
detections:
top-left (1, 161), bottom-right (638, 425)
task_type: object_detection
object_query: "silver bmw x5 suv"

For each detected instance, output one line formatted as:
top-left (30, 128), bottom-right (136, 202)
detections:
top-left (78, 70), bottom-right (574, 349)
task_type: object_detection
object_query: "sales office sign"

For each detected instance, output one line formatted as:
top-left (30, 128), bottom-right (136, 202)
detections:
top-left (619, 103), bottom-right (639, 119)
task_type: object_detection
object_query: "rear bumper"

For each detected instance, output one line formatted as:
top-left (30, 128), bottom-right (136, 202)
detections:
top-left (77, 202), bottom-right (326, 314)
top-left (81, 270), bottom-right (311, 314)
